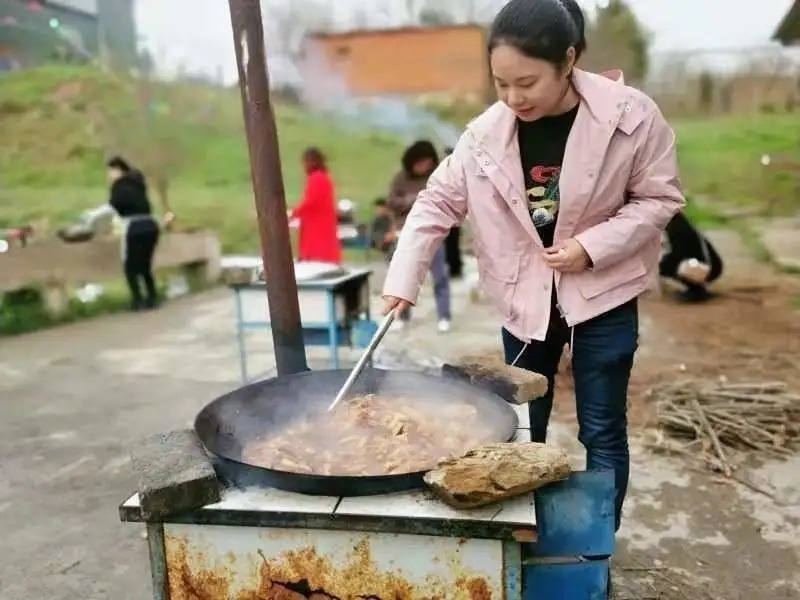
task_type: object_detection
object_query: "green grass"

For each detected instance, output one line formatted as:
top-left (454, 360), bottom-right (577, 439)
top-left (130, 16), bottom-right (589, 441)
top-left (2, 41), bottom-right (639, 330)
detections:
top-left (673, 113), bottom-right (800, 211)
top-left (0, 267), bottom-right (214, 336)
top-left (1, 278), bottom-right (135, 335)
top-left (683, 199), bottom-right (729, 228)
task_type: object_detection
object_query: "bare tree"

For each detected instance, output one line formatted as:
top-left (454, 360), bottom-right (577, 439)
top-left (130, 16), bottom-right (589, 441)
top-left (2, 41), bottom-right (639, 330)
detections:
top-left (403, 0), bottom-right (424, 23)
top-left (342, 0), bottom-right (506, 29)
top-left (464, 0), bottom-right (510, 23)
top-left (262, 0), bottom-right (333, 63)
top-left (346, 4), bottom-right (367, 29)
top-left (340, 1), bottom-right (394, 28)
top-left (94, 74), bottom-right (223, 224)
top-left (419, 6), bottom-right (455, 26)
top-left (582, 0), bottom-right (650, 85)
top-left (418, 0), bottom-right (508, 24)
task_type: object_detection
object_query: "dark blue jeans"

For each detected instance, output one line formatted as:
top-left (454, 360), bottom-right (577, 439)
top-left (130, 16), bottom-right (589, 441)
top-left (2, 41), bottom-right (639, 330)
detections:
top-left (502, 299), bottom-right (638, 531)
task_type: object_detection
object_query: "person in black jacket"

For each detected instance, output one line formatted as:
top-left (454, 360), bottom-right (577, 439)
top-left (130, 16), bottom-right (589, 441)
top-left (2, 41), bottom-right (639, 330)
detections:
top-left (107, 156), bottom-right (160, 310)
top-left (659, 211), bottom-right (723, 303)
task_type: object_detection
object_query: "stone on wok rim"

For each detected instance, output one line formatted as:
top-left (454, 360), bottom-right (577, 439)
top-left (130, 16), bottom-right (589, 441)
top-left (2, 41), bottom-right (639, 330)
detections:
top-left (424, 442), bottom-right (572, 509)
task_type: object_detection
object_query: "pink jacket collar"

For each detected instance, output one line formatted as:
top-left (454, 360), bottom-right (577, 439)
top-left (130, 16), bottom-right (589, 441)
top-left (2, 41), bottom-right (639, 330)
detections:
top-left (460, 69), bottom-right (650, 249)
top-left (466, 68), bottom-right (637, 154)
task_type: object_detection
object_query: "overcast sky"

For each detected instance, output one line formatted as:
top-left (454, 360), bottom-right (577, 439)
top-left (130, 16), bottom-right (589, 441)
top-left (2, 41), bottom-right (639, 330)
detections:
top-left (134, 0), bottom-right (795, 83)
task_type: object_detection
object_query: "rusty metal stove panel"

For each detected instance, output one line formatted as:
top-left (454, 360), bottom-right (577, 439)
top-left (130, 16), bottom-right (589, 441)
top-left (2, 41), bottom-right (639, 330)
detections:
top-left (163, 522), bottom-right (507, 599)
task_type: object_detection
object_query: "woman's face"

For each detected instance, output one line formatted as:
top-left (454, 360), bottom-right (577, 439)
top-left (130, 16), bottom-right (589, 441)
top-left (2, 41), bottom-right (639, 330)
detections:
top-left (302, 156), bottom-right (319, 174)
top-left (490, 44), bottom-right (574, 122)
top-left (303, 151), bottom-right (326, 173)
top-left (107, 167), bottom-right (122, 183)
top-left (412, 157), bottom-right (435, 177)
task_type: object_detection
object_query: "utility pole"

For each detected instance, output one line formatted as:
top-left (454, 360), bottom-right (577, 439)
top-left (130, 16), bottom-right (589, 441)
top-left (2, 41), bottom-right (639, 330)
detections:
top-left (227, 0), bottom-right (308, 376)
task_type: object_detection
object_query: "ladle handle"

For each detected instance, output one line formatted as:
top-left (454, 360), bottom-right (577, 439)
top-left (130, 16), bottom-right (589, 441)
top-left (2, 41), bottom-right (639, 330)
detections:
top-left (328, 311), bottom-right (396, 412)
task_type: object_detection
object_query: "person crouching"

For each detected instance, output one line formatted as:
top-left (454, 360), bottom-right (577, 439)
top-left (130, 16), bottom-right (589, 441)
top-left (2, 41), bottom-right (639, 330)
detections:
top-left (659, 211), bottom-right (723, 303)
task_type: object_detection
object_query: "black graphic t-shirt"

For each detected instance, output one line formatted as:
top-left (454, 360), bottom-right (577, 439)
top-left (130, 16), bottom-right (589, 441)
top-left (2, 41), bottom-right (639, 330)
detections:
top-left (517, 105), bottom-right (579, 248)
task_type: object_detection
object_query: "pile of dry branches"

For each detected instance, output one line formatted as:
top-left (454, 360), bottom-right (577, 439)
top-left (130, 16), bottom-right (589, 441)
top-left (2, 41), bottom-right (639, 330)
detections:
top-left (649, 380), bottom-right (800, 475)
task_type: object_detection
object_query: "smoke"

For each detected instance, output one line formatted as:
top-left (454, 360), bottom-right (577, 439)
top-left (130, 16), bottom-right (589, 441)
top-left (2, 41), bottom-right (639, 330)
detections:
top-left (295, 42), bottom-right (461, 148)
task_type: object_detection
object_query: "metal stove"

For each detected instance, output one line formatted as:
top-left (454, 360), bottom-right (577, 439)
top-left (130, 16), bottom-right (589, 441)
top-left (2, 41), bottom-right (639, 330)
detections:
top-left (120, 408), bottom-right (614, 599)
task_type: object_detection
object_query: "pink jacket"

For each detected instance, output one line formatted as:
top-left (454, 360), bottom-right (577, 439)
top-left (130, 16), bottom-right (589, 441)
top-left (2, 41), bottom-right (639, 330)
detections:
top-left (383, 69), bottom-right (685, 342)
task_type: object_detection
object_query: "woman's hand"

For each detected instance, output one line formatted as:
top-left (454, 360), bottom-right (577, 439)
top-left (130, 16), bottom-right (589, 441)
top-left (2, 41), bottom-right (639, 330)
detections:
top-left (382, 295), bottom-right (412, 316)
top-left (544, 239), bottom-right (592, 273)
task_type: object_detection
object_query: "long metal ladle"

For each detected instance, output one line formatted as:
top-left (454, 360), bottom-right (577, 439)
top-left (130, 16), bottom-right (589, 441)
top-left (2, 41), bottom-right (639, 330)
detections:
top-left (327, 311), bottom-right (396, 412)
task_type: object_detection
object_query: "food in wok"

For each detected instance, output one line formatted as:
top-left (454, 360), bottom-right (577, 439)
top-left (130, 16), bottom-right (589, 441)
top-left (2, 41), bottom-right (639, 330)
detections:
top-left (242, 393), bottom-right (494, 476)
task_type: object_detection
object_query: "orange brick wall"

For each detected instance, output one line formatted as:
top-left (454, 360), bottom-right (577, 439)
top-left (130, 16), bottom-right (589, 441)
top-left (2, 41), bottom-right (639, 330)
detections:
top-left (309, 26), bottom-right (489, 98)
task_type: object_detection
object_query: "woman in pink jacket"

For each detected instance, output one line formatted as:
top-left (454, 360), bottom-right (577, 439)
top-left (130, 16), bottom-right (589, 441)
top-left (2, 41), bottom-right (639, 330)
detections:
top-left (382, 0), bottom-right (684, 539)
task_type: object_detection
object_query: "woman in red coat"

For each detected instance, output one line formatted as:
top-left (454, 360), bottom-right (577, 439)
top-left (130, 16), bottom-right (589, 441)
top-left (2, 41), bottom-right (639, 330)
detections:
top-left (290, 147), bottom-right (342, 264)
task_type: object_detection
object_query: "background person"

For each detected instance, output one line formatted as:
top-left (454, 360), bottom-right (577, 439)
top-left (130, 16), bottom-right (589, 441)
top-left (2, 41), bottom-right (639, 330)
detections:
top-left (659, 210), bottom-right (723, 302)
top-left (289, 147), bottom-right (342, 264)
top-left (106, 156), bottom-right (160, 311)
top-left (369, 197), bottom-right (396, 259)
top-left (387, 140), bottom-right (452, 333)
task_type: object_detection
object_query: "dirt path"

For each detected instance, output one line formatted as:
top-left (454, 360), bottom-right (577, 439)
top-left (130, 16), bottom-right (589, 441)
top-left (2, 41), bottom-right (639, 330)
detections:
top-left (608, 272), bottom-right (800, 599)
top-left (600, 232), bottom-right (800, 599)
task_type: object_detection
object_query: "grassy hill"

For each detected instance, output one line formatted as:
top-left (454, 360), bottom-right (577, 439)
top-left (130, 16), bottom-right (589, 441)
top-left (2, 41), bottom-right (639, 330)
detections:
top-left (1, 66), bottom-right (406, 253)
top-left (2, 66), bottom-right (798, 254)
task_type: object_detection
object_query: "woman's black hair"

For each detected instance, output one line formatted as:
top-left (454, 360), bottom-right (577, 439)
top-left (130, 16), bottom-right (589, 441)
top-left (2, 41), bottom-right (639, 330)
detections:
top-left (401, 140), bottom-right (439, 176)
top-left (488, 0), bottom-right (586, 67)
top-left (106, 156), bottom-right (132, 172)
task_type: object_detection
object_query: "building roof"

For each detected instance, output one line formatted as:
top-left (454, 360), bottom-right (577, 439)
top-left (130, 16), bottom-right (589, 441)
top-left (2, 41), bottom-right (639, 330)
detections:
top-left (41, 0), bottom-right (97, 18)
top-left (773, 0), bottom-right (800, 45)
top-left (310, 23), bottom-right (485, 41)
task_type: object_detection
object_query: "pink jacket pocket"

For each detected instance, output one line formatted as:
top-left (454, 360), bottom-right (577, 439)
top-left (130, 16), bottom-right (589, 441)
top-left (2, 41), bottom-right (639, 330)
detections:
top-left (478, 254), bottom-right (522, 312)
top-left (578, 254), bottom-right (647, 299)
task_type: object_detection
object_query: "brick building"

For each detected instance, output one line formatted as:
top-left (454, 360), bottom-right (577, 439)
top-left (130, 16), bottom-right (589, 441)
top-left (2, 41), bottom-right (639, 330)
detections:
top-left (306, 25), bottom-right (490, 102)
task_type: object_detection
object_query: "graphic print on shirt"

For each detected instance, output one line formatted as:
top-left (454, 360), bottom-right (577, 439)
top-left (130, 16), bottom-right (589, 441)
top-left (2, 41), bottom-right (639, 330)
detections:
top-left (527, 165), bottom-right (561, 230)
top-left (517, 104), bottom-right (577, 248)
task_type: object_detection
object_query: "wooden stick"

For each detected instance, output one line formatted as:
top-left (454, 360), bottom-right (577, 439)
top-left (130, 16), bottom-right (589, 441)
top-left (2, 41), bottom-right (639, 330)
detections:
top-left (690, 397), bottom-right (732, 477)
top-left (652, 378), bottom-right (799, 462)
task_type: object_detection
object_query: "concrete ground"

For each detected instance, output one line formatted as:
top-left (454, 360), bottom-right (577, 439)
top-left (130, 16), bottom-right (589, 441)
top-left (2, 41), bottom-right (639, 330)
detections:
top-left (757, 216), bottom-right (800, 272)
top-left (0, 233), bottom-right (798, 599)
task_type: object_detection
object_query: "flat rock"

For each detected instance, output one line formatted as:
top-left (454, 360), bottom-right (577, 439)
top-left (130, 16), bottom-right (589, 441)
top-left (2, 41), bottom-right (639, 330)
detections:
top-left (424, 443), bottom-right (571, 509)
top-left (129, 429), bottom-right (220, 520)
top-left (442, 353), bottom-right (548, 404)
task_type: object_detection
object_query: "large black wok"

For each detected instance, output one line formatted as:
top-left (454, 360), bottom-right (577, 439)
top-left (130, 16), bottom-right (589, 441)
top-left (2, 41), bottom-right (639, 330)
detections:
top-left (195, 368), bottom-right (518, 497)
